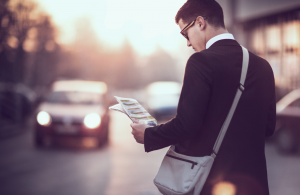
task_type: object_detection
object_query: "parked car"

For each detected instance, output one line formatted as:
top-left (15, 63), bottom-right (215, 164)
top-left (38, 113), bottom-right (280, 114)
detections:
top-left (146, 81), bottom-right (181, 120)
top-left (34, 80), bottom-right (110, 148)
top-left (275, 89), bottom-right (300, 153)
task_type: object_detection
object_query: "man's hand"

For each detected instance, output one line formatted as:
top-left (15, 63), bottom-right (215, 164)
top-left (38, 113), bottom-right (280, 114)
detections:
top-left (130, 120), bottom-right (150, 144)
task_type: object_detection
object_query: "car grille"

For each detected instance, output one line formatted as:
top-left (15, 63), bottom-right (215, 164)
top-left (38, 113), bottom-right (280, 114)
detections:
top-left (51, 117), bottom-right (83, 134)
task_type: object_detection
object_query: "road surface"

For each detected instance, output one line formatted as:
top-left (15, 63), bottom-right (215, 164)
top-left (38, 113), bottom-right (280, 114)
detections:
top-left (0, 111), bottom-right (299, 195)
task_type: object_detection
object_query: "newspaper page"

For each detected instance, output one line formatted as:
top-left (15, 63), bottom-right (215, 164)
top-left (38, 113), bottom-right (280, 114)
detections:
top-left (109, 96), bottom-right (157, 127)
top-left (109, 103), bottom-right (131, 118)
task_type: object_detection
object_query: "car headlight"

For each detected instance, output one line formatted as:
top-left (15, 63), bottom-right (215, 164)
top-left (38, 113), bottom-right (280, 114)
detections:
top-left (84, 113), bottom-right (101, 129)
top-left (37, 111), bottom-right (52, 126)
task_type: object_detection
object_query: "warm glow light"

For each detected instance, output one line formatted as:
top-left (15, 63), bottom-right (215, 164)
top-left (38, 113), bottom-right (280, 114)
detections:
top-left (23, 39), bottom-right (36, 52)
top-left (37, 111), bottom-right (52, 126)
top-left (7, 36), bottom-right (19, 48)
top-left (266, 25), bottom-right (281, 52)
top-left (23, 28), bottom-right (38, 52)
top-left (84, 113), bottom-right (101, 129)
top-left (33, 0), bottom-right (187, 55)
top-left (82, 138), bottom-right (98, 148)
top-left (283, 21), bottom-right (300, 49)
top-left (252, 28), bottom-right (265, 55)
top-left (212, 181), bottom-right (236, 195)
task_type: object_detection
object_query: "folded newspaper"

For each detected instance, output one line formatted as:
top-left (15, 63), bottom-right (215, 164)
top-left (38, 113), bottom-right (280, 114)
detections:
top-left (109, 96), bottom-right (157, 127)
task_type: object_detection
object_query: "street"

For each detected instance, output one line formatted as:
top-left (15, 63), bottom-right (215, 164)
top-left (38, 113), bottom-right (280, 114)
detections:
top-left (0, 111), bottom-right (300, 195)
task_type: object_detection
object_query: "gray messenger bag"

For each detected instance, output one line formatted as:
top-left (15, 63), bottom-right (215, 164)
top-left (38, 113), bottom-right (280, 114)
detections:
top-left (153, 46), bottom-right (249, 195)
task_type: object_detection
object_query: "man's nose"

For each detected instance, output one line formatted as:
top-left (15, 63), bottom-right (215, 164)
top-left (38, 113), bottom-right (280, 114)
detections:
top-left (187, 40), bottom-right (192, 47)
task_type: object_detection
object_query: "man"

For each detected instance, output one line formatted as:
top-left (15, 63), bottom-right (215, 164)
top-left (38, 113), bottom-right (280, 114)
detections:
top-left (131, 0), bottom-right (276, 194)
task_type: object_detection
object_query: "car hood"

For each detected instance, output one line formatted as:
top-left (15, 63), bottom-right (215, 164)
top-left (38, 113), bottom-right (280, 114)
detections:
top-left (276, 106), bottom-right (300, 117)
top-left (37, 103), bottom-right (105, 118)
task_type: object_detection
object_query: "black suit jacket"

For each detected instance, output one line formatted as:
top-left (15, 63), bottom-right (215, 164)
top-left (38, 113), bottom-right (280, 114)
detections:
top-left (144, 39), bottom-right (276, 195)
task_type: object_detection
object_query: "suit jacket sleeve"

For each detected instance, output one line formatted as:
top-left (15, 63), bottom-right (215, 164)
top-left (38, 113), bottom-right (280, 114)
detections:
top-left (265, 71), bottom-right (276, 137)
top-left (144, 53), bottom-right (213, 152)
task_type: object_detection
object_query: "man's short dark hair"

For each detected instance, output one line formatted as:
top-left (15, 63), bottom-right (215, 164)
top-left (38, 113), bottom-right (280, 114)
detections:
top-left (175, 0), bottom-right (225, 29)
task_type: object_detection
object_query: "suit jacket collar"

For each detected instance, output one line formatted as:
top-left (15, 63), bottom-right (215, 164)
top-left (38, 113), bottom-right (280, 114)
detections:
top-left (208, 39), bottom-right (240, 49)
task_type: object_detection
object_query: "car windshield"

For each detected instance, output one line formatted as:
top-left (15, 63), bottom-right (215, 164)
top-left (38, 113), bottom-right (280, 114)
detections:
top-left (47, 91), bottom-right (103, 105)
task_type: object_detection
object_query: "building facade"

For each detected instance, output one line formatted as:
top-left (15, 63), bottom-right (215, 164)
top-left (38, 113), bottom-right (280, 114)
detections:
top-left (218, 0), bottom-right (300, 99)
top-left (243, 8), bottom-right (300, 99)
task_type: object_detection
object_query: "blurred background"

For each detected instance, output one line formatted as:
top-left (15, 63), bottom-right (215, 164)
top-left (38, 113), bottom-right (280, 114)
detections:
top-left (0, 0), bottom-right (300, 194)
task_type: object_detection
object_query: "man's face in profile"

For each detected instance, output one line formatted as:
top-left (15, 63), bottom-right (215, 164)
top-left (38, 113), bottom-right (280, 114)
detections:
top-left (178, 17), bottom-right (207, 52)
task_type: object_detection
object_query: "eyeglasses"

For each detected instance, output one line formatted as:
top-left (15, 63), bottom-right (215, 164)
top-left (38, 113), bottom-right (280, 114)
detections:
top-left (180, 16), bottom-right (207, 40)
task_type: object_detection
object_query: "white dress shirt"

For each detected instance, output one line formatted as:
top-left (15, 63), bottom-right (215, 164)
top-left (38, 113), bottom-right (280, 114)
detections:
top-left (206, 33), bottom-right (235, 49)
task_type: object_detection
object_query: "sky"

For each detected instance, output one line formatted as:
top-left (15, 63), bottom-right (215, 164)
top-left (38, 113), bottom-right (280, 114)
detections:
top-left (33, 0), bottom-right (189, 56)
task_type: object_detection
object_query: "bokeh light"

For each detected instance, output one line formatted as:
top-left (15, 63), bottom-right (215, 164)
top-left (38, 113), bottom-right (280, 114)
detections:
top-left (84, 113), bottom-right (101, 129)
top-left (37, 111), bottom-right (52, 126)
top-left (212, 181), bottom-right (236, 195)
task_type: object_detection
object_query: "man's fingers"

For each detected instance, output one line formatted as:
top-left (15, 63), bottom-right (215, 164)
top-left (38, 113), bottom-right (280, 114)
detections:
top-left (131, 129), bottom-right (136, 135)
top-left (130, 120), bottom-right (146, 144)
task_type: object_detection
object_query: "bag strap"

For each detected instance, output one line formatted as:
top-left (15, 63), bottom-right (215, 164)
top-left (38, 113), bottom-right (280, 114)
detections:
top-left (211, 46), bottom-right (249, 158)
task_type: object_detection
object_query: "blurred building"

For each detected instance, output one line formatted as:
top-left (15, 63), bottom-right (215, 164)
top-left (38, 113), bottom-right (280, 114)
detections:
top-left (218, 0), bottom-right (300, 99)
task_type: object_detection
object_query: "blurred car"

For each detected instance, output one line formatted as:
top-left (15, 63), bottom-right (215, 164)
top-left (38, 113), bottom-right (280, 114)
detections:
top-left (34, 80), bottom-right (110, 148)
top-left (146, 81), bottom-right (181, 120)
top-left (275, 88), bottom-right (300, 153)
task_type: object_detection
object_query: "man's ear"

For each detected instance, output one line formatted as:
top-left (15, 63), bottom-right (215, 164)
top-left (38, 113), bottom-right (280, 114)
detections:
top-left (196, 16), bottom-right (206, 30)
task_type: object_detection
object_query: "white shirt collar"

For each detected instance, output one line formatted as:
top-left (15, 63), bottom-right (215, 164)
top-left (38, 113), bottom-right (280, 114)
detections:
top-left (206, 33), bottom-right (235, 49)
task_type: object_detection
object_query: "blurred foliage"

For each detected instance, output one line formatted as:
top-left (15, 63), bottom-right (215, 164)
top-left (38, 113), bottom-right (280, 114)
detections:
top-left (0, 0), bottom-right (59, 87)
top-left (0, 0), bottom-right (59, 124)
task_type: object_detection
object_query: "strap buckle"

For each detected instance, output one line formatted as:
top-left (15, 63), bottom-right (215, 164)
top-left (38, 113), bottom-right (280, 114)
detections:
top-left (211, 151), bottom-right (217, 158)
top-left (239, 84), bottom-right (245, 92)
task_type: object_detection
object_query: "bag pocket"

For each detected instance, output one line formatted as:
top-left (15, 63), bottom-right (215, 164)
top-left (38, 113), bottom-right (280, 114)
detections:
top-left (166, 154), bottom-right (198, 169)
top-left (154, 146), bottom-right (213, 195)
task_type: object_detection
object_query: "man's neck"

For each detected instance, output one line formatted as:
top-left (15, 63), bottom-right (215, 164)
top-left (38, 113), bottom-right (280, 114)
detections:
top-left (205, 27), bottom-right (229, 46)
